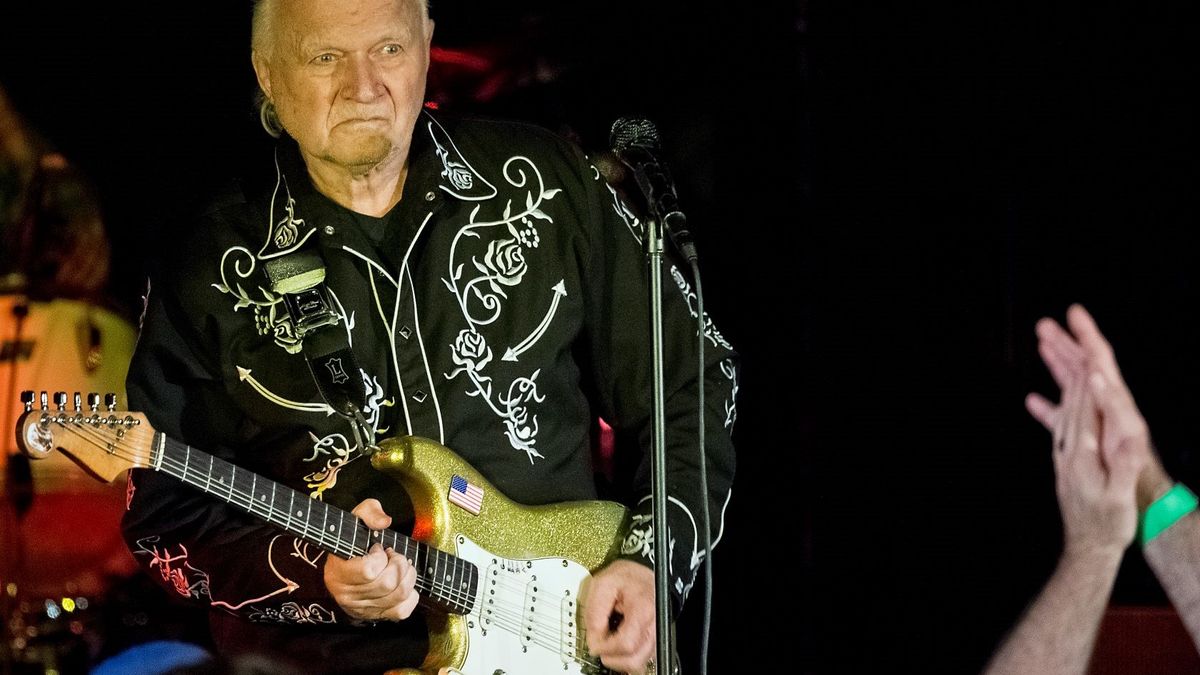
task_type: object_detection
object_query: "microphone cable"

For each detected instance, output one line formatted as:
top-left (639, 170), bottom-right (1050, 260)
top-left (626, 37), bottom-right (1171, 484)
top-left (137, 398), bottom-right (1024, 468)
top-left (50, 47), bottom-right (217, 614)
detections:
top-left (689, 255), bottom-right (715, 675)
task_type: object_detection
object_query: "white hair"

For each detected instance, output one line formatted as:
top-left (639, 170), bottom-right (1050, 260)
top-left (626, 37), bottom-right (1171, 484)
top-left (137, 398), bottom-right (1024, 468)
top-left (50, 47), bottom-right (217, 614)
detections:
top-left (250, 0), bottom-right (430, 56)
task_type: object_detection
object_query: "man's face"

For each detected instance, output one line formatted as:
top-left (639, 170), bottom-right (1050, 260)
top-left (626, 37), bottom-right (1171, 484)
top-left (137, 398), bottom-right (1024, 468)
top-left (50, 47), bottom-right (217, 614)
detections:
top-left (254, 0), bottom-right (432, 173)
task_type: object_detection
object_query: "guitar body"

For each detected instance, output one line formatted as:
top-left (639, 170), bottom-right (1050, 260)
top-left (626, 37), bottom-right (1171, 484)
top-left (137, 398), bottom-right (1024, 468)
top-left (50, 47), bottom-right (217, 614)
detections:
top-left (372, 436), bottom-right (628, 675)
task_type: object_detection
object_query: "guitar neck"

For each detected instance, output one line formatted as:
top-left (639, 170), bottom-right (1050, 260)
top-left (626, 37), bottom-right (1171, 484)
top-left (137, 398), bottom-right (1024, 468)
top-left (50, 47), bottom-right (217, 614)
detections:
top-left (151, 432), bottom-right (475, 615)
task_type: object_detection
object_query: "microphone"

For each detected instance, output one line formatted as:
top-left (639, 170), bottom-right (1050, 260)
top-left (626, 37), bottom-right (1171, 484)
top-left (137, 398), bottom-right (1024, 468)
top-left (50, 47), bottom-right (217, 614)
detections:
top-left (609, 117), bottom-right (698, 263)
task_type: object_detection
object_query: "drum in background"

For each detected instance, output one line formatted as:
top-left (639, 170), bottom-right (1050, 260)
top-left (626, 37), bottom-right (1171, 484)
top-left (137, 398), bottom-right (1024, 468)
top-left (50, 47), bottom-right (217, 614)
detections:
top-left (1, 294), bottom-right (139, 667)
top-left (1, 294), bottom-right (137, 491)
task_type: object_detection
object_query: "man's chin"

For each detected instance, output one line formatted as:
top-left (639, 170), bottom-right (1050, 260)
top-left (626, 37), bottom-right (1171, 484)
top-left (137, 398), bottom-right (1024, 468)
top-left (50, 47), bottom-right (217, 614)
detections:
top-left (327, 133), bottom-right (395, 170)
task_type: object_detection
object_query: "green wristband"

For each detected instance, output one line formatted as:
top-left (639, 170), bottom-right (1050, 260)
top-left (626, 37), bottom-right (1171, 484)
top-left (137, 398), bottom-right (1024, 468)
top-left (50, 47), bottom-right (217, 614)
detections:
top-left (1140, 483), bottom-right (1199, 547)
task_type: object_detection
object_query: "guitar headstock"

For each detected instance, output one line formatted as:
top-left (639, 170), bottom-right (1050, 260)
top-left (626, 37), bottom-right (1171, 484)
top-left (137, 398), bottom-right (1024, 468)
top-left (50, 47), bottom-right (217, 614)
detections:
top-left (15, 390), bottom-right (158, 483)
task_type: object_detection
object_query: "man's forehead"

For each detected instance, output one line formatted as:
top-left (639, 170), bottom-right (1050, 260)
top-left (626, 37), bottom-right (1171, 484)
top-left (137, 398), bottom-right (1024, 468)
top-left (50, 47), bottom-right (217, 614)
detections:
top-left (280, 0), bottom-right (422, 50)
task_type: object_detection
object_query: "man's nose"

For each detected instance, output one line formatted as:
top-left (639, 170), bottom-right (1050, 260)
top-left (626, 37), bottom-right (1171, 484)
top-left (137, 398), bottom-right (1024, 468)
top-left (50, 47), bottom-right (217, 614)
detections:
top-left (341, 55), bottom-right (382, 101)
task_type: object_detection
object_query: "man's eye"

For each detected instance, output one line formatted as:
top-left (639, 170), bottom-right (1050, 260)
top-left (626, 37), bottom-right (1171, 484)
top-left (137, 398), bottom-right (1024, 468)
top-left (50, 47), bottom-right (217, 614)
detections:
top-left (381, 44), bottom-right (403, 55)
top-left (312, 53), bottom-right (337, 64)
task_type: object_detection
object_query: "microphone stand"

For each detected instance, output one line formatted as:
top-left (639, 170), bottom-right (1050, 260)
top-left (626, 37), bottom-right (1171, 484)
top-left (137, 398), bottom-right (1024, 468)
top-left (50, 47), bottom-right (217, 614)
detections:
top-left (644, 216), bottom-right (673, 673)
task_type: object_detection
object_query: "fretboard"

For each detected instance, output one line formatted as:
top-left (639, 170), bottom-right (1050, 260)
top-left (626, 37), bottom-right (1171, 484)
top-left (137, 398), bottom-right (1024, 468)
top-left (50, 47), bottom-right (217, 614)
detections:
top-left (150, 432), bottom-right (477, 615)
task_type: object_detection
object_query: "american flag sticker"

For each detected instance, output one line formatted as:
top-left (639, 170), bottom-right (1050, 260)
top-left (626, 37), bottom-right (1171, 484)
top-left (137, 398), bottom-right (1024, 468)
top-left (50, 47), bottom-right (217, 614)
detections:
top-left (448, 475), bottom-right (484, 515)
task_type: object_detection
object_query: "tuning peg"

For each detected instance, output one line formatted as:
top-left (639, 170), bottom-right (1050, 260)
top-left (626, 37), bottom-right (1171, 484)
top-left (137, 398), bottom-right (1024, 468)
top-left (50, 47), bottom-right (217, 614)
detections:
top-left (54, 392), bottom-right (67, 411)
top-left (104, 393), bottom-right (117, 412)
top-left (87, 393), bottom-right (100, 412)
top-left (73, 392), bottom-right (82, 412)
top-left (39, 391), bottom-right (48, 410)
top-left (20, 391), bottom-right (34, 413)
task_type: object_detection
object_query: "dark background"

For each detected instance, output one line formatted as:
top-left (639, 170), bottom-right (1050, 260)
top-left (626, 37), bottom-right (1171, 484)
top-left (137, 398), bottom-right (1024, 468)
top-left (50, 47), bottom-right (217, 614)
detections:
top-left (3, 0), bottom-right (1198, 672)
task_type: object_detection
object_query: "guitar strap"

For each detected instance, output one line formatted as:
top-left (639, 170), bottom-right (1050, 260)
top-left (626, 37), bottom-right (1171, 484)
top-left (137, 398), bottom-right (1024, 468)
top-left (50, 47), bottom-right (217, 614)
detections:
top-left (262, 250), bottom-right (377, 451)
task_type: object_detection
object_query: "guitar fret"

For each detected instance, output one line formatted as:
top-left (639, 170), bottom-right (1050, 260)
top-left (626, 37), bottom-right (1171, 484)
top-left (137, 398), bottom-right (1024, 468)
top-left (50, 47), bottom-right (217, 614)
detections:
top-left (231, 468), bottom-right (243, 504)
top-left (153, 433), bottom-right (165, 470)
top-left (451, 554), bottom-right (462, 602)
top-left (304, 497), bottom-right (312, 543)
top-left (431, 548), bottom-right (441, 595)
top-left (443, 553), bottom-right (455, 608)
top-left (318, 504), bottom-right (328, 549)
top-left (335, 510), bottom-right (345, 556)
top-left (286, 491), bottom-right (294, 535)
top-left (276, 486), bottom-right (290, 532)
top-left (233, 469), bottom-right (244, 509)
top-left (416, 543), bottom-right (430, 596)
top-left (218, 459), bottom-right (228, 498)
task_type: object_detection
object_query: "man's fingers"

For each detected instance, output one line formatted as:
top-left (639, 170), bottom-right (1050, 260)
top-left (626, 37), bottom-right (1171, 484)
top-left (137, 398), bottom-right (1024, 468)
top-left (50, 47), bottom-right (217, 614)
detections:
top-left (1036, 332), bottom-right (1081, 391)
top-left (388, 585), bottom-right (421, 621)
top-left (581, 578), bottom-right (619, 651)
top-left (1059, 371), bottom-right (1084, 461)
top-left (358, 544), bottom-right (390, 582)
top-left (1088, 371), bottom-right (1150, 477)
top-left (1088, 370), bottom-right (1142, 431)
top-left (1037, 316), bottom-right (1085, 360)
top-left (331, 549), bottom-right (421, 621)
top-left (350, 498), bottom-right (393, 531)
top-left (1025, 392), bottom-right (1059, 431)
top-left (325, 543), bottom-right (388, 591)
top-left (393, 557), bottom-right (422, 614)
top-left (595, 614), bottom-right (655, 674)
top-left (375, 553), bottom-right (420, 620)
top-left (1067, 304), bottom-right (1123, 382)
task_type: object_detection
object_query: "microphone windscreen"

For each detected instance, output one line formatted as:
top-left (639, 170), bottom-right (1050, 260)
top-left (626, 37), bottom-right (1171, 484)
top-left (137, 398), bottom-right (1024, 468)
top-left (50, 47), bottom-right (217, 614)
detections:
top-left (609, 117), bottom-right (661, 152)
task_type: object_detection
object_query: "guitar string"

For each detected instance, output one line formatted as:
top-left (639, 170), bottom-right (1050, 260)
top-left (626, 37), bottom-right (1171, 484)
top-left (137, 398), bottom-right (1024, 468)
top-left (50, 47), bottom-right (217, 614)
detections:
top-left (43, 418), bottom-right (610, 667)
top-left (475, 574), bottom-right (596, 636)
top-left (473, 584), bottom-right (587, 641)
top-left (472, 600), bottom-right (599, 661)
top-left (147, 443), bottom-right (466, 607)
top-left (47, 419), bottom-right (474, 608)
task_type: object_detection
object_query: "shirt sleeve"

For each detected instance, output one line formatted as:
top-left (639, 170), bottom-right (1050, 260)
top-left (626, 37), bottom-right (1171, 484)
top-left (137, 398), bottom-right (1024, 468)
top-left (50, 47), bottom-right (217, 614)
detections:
top-left (120, 260), bottom-right (350, 627)
top-left (574, 149), bottom-right (740, 615)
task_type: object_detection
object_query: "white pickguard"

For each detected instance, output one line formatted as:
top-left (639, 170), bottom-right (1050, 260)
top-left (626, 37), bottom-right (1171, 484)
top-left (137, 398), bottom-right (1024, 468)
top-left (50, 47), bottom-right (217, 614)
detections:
top-left (453, 534), bottom-right (605, 675)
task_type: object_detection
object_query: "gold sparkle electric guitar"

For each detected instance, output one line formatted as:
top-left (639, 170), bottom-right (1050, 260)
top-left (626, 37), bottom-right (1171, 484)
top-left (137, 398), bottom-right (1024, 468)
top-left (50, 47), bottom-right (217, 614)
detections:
top-left (13, 391), bottom-right (637, 675)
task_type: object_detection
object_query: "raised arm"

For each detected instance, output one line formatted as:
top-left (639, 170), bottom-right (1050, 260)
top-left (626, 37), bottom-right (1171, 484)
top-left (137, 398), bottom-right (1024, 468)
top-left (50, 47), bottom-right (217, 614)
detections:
top-left (985, 327), bottom-right (1143, 675)
top-left (1030, 304), bottom-right (1200, 648)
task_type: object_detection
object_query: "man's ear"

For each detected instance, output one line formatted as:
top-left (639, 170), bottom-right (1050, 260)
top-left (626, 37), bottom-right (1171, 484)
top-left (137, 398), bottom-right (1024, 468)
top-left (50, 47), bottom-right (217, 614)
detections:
top-left (251, 50), bottom-right (273, 100)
